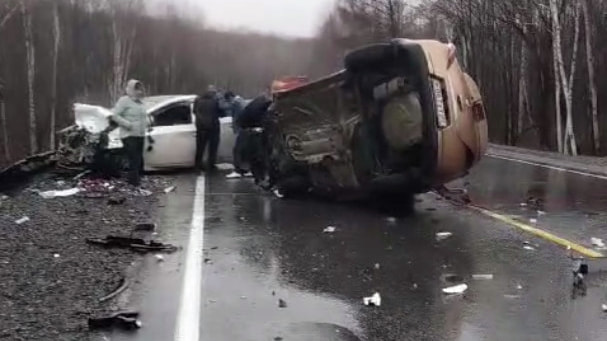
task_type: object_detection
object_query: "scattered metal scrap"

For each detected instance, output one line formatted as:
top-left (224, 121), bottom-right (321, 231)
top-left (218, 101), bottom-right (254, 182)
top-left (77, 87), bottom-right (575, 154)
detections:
top-left (99, 277), bottom-right (130, 303)
top-left (88, 311), bottom-right (142, 331)
top-left (86, 235), bottom-right (178, 253)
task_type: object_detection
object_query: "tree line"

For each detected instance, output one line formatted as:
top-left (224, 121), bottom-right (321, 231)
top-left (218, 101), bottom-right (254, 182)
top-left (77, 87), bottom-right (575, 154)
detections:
top-left (1, 0), bottom-right (606, 168)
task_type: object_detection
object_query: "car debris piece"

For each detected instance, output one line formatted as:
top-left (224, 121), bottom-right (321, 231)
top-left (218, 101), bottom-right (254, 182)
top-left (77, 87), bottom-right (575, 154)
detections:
top-left (537, 210), bottom-right (546, 216)
top-left (529, 218), bottom-right (537, 224)
top-left (363, 292), bottom-right (381, 306)
top-left (107, 197), bottom-right (126, 205)
top-left (88, 311), bottom-right (142, 331)
top-left (273, 189), bottom-right (285, 198)
top-left (39, 187), bottom-right (81, 199)
top-left (163, 186), bottom-right (176, 193)
top-left (134, 223), bottom-right (156, 231)
top-left (591, 237), bottom-right (606, 249)
top-left (99, 277), bottom-right (130, 303)
top-left (86, 235), bottom-right (178, 253)
top-left (442, 284), bottom-right (468, 295)
top-left (472, 274), bottom-right (494, 280)
top-left (15, 216), bottom-right (30, 224)
top-left (516, 284), bottom-right (523, 290)
top-left (374, 263), bottom-right (381, 270)
top-left (523, 245), bottom-right (536, 251)
top-left (155, 254), bottom-right (165, 262)
top-left (278, 299), bottom-right (288, 308)
top-left (323, 226), bottom-right (337, 233)
top-left (204, 258), bottom-right (212, 264)
top-left (53, 253), bottom-right (60, 258)
top-left (602, 304), bottom-right (607, 312)
top-left (436, 231), bottom-right (453, 241)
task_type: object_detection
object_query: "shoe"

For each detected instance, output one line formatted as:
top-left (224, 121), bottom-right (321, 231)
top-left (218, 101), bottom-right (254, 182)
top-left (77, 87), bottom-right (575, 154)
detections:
top-left (226, 171), bottom-right (243, 179)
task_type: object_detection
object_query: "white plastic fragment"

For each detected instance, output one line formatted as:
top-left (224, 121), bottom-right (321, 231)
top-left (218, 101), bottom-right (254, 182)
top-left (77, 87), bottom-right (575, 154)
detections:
top-left (374, 263), bottom-right (381, 270)
top-left (520, 202), bottom-right (528, 207)
top-left (53, 253), bottom-right (60, 258)
top-left (591, 237), bottom-right (606, 249)
top-left (602, 304), bottom-right (607, 312)
top-left (442, 283), bottom-right (468, 295)
top-left (39, 187), bottom-right (80, 199)
top-left (155, 254), bottom-right (165, 262)
top-left (323, 226), bottom-right (337, 233)
top-left (472, 274), bottom-right (494, 280)
top-left (15, 216), bottom-right (30, 224)
top-left (537, 210), bottom-right (546, 216)
top-left (529, 218), bottom-right (537, 224)
top-left (516, 284), bottom-right (523, 290)
top-left (363, 292), bottom-right (381, 306)
top-left (163, 186), bottom-right (176, 193)
top-left (436, 231), bottom-right (453, 241)
top-left (273, 189), bottom-right (284, 198)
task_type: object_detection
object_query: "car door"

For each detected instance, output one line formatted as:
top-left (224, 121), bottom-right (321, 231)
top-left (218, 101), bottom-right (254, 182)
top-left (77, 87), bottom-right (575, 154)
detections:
top-left (144, 101), bottom-right (196, 170)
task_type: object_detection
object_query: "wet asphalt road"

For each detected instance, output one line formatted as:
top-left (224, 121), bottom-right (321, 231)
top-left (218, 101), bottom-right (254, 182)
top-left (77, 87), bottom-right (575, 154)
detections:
top-left (104, 156), bottom-right (607, 341)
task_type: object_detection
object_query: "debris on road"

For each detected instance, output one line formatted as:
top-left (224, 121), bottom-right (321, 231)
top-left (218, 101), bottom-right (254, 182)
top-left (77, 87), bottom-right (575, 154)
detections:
top-left (523, 245), bottom-right (536, 251)
top-left (278, 299), bottom-right (288, 308)
top-left (374, 263), bottom-right (381, 270)
top-left (519, 202), bottom-right (528, 207)
top-left (86, 235), bottom-right (178, 253)
top-left (273, 189), bottom-right (285, 198)
top-left (15, 216), bottom-right (30, 224)
top-left (323, 226), bottom-right (337, 233)
top-left (38, 187), bottom-right (80, 199)
top-left (134, 223), bottom-right (156, 232)
top-left (88, 312), bottom-right (142, 331)
top-left (363, 292), bottom-right (381, 306)
top-left (155, 254), bottom-right (165, 262)
top-left (472, 274), bottom-right (494, 280)
top-left (53, 253), bottom-right (60, 258)
top-left (516, 284), bottom-right (523, 290)
top-left (443, 274), bottom-right (465, 283)
top-left (442, 283), bottom-right (468, 295)
top-left (602, 304), bottom-right (607, 312)
top-left (537, 210), bottom-right (546, 216)
top-left (204, 258), bottom-right (212, 264)
top-left (386, 217), bottom-right (397, 224)
top-left (504, 294), bottom-right (521, 299)
top-left (529, 218), bottom-right (537, 224)
top-left (591, 237), bottom-right (606, 249)
top-left (163, 186), bottom-right (176, 193)
top-left (99, 278), bottom-right (130, 303)
top-left (436, 231), bottom-right (453, 241)
top-left (107, 197), bottom-right (126, 205)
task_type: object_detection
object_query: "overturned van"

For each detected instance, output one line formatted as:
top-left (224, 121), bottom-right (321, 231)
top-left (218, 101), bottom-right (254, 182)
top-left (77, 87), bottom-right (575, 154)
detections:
top-left (266, 39), bottom-right (488, 200)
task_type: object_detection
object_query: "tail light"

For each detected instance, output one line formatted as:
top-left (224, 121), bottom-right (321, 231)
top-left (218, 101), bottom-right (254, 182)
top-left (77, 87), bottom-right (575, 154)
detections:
top-left (472, 102), bottom-right (486, 122)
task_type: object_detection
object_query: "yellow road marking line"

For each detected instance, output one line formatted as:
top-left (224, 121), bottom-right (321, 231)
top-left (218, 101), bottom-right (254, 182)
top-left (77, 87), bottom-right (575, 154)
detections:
top-left (469, 205), bottom-right (604, 258)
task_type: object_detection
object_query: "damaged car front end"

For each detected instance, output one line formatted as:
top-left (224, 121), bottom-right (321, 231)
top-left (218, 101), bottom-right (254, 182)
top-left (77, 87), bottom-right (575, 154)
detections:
top-left (267, 39), bottom-right (488, 200)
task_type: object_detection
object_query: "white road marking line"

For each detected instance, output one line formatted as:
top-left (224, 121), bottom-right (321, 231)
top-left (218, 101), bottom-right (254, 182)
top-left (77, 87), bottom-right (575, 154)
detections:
top-left (174, 175), bottom-right (205, 341)
top-left (487, 153), bottom-right (607, 181)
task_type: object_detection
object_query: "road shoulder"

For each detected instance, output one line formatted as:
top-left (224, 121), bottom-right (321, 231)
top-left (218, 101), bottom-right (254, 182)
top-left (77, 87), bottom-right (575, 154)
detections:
top-left (488, 144), bottom-right (607, 177)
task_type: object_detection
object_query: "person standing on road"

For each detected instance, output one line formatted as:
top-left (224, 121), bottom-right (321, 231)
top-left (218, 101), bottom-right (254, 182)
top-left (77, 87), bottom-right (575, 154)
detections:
top-left (224, 91), bottom-right (252, 179)
top-left (110, 79), bottom-right (148, 187)
top-left (194, 85), bottom-right (223, 172)
top-left (238, 91), bottom-right (273, 186)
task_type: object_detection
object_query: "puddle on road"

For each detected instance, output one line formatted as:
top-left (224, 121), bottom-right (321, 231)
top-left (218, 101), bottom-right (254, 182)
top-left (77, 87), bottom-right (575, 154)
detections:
top-left (202, 235), bottom-right (363, 341)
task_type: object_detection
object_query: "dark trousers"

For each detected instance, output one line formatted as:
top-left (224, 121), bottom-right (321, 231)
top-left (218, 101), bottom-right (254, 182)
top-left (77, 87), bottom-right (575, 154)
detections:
top-left (122, 136), bottom-right (144, 186)
top-left (195, 124), bottom-right (220, 169)
top-left (233, 131), bottom-right (248, 174)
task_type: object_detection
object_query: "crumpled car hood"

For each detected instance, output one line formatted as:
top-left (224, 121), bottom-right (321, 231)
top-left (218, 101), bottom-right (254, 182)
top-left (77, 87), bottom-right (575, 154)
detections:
top-left (73, 103), bottom-right (122, 149)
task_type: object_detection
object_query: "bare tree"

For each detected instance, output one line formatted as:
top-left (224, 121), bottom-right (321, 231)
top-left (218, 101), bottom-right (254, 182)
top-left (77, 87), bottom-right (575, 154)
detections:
top-left (21, 0), bottom-right (37, 154)
top-left (581, 0), bottom-right (599, 153)
top-left (49, 2), bottom-right (61, 149)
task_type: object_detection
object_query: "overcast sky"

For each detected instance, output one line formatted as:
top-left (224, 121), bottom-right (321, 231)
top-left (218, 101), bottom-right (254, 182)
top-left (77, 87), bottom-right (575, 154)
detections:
top-left (198, 0), bottom-right (336, 38)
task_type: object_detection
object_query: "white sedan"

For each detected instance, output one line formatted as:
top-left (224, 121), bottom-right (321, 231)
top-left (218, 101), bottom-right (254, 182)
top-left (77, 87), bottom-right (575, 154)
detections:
top-left (73, 95), bottom-right (236, 171)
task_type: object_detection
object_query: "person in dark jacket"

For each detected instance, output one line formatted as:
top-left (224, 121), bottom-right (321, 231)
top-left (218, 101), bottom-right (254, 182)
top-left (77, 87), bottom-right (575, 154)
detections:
top-left (238, 93), bottom-right (273, 185)
top-left (194, 85), bottom-right (222, 171)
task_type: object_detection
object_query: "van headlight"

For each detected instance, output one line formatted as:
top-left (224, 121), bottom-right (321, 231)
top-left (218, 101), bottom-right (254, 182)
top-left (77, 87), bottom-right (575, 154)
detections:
top-left (432, 78), bottom-right (449, 128)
